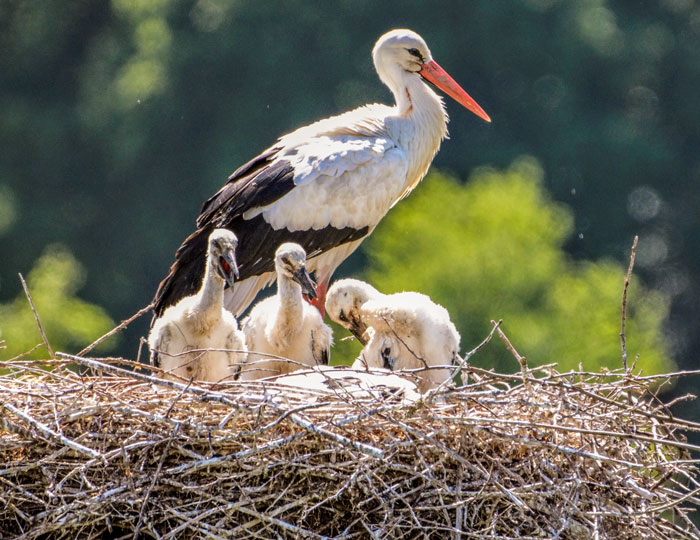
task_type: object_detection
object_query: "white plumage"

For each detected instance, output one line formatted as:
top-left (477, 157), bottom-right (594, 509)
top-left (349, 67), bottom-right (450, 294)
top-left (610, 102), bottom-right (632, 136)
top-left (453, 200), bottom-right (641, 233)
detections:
top-left (326, 278), bottom-right (460, 393)
top-left (324, 278), bottom-right (380, 343)
top-left (148, 229), bottom-right (246, 383)
top-left (153, 29), bottom-right (490, 320)
top-left (239, 243), bottom-right (333, 380)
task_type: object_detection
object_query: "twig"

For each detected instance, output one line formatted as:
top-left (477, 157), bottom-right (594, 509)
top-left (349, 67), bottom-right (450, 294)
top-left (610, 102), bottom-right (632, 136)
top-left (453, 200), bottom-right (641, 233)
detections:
top-left (1, 401), bottom-right (103, 461)
top-left (4, 343), bottom-right (45, 363)
top-left (167, 432), bottom-right (307, 475)
top-left (78, 303), bottom-right (154, 357)
top-left (18, 273), bottom-right (54, 359)
top-left (225, 503), bottom-right (333, 540)
top-left (164, 379), bottom-right (193, 419)
top-left (620, 236), bottom-right (638, 371)
top-left (285, 409), bottom-right (384, 458)
top-left (133, 423), bottom-right (181, 540)
top-left (464, 320), bottom-right (502, 363)
top-left (491, 321), bottom-right (530, 391)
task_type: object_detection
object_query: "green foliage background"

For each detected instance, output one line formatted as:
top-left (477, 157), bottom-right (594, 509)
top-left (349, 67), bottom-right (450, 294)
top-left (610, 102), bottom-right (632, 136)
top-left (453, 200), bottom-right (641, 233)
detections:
top-left (0, 0), bottom-right (697, 426)
top-left (0, 246), bottom-right (114, 360)
top-left (363, 159), bottom-right (670, 374)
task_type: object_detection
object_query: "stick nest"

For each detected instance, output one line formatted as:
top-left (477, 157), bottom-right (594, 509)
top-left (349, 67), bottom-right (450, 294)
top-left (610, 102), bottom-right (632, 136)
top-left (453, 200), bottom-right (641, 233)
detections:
top-left (1, 356), bottom-right (698, 539)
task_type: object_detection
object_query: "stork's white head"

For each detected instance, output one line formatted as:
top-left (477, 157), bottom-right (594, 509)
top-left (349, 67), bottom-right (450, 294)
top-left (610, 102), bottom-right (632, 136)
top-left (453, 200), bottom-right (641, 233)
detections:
top-left (207, 228), bottom-right (239, 289)
top-left (372, 28), bottom-right (491, 122)
top-left (275, 243), bottom-right (317, 299)
top-left (373, 29), bottom-right (433, 80)
top-left (325, 278), bottom-right (380, 343)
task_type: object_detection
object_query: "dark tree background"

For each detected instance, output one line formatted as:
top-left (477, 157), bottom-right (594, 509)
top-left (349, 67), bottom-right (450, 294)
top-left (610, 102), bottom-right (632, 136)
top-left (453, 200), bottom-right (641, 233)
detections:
top-left (1, 1), bottom-right (698, 428)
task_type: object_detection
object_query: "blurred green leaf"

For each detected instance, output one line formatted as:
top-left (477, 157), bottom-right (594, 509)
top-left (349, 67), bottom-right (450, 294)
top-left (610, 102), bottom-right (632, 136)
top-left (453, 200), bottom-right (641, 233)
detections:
top-left (0, 246), bottom-right (116, 361)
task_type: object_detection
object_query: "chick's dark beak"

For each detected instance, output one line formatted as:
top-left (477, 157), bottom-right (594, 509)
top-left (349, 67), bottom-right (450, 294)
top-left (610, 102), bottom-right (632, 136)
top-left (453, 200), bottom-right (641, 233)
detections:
top-left (351, 320), bottom-right (369, 346)
top-left (217, 250), bottom-right (239, 290)
top-left (293, 267), bottom-right (317, 300)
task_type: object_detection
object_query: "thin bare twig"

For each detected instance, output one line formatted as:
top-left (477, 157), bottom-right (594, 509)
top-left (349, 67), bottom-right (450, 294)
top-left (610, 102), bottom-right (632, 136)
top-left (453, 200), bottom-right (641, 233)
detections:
top-left (133, 423), bottom-right (181, 540)
top-left (430, 320), bottom-right (501, 397)
top-left (4, 343), bottom-right (44, 363)
top-left (1, 401), bottom-right (103, 461)
top-left (78, 303), bottom-right (154, 357)
top-left (18, 273), bottom-right (53, 359)
top-left (380, 315), bottom-right (429, 369)
top-left (491, 320), bottom-right (530, 391)
top-left (464, 319), bottom-right (502, 364)
top-left (620, 235), bottom-right (638, 371)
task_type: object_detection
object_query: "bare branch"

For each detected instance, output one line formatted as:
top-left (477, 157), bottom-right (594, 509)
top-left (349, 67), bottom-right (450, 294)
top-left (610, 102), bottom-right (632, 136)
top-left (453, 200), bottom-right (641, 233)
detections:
top-left (18, 273), bottom-right (53, 359)
top-left (78, 303), bottom-right (154, 357)
top-left (620, 235), bottom-right (639, 371)
top-left (492, 320), bottom-right (530, 391)
top-left (1, 401), bottom-right (103, 461)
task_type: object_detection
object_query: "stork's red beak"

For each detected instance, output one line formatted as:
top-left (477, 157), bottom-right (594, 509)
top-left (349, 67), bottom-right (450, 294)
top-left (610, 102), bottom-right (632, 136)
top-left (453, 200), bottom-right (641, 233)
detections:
top-left (420, 60), bottom-right (491, 123)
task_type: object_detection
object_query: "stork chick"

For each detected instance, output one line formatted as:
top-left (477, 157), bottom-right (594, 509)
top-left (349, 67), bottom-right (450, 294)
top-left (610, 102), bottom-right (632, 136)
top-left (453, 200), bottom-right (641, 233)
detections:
top-left (240, 243), bottom-right (332, 380)
top-left (148, 229), bottom-right (246, 383)
top-left (326, 279), bottom-right (460, 392)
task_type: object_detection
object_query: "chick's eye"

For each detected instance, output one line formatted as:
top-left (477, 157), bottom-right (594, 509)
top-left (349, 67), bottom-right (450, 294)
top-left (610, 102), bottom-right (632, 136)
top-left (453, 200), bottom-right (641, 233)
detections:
top-left (338, 310), bottom-right (348, 322)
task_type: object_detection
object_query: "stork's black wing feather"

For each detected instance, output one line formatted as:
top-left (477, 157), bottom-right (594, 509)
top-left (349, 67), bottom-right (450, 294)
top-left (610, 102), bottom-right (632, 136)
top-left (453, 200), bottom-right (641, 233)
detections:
top-left (231, 214), bottom-right (368, 278)
top-left (197, 147), bottom-right (289, 227)
top-left (152, 146), bottom-right (369, 318)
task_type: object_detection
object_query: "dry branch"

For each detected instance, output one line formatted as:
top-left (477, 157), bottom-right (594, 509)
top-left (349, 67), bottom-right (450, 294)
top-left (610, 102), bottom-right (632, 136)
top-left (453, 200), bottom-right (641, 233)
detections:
top-left (18, 273), bottom-right (53, 359)
top-left (77, 303), bottom-right (154, 357)
top-left (621, 235), bottom-right (639, 371)
top-left (0, 354), bottom-right (698, 539)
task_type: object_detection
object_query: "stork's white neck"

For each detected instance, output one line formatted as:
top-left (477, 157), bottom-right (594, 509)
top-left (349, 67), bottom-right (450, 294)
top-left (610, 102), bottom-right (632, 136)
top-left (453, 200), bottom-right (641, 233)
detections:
top-left (197, 258), bottom-right (225, 315)
top-left (384, 71), bottom-right (449, 196)
top-left (277, 273), bottom-right (303, 315)
top-left (272, 272), bottom-right (303, 344)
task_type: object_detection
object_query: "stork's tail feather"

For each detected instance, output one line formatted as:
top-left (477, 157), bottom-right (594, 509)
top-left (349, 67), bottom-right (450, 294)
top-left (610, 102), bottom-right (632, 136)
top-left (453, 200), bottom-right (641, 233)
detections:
top-left (152, 226), bottom-right (213, 319)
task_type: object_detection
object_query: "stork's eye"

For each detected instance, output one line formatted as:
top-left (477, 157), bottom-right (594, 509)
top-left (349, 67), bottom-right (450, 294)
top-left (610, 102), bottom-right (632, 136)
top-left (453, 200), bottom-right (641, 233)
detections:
top-left (406, 47), bottom-right (422, 60)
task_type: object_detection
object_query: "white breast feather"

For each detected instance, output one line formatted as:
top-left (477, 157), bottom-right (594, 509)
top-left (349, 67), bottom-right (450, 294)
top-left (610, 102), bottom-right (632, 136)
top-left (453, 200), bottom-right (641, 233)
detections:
top-left (149, 297), bottom-right (247, 383)
top-left (241, 294), bottom-right (333, 380)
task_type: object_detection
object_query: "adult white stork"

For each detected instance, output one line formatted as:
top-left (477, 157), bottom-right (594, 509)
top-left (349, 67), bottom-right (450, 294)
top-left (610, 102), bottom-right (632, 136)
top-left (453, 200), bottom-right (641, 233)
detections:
top-left (153, 28), bottom-right (490, 319)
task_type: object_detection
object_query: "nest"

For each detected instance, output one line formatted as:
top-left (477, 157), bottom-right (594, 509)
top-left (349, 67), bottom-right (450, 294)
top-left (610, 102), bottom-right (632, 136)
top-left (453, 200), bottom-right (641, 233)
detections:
top-left (1, 351), bottom-right (699, 540)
